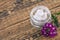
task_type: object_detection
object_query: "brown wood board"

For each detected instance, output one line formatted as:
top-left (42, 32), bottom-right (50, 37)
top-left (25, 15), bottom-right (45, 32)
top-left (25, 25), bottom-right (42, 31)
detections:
top-left (0, 0), bottom-right (60, 40)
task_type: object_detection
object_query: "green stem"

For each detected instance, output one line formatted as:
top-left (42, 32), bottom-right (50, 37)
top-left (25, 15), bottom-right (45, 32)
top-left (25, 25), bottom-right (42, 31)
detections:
top-left (55, 12), bottom-right (60, 15)
top-left (51, 14), bottom-right (59, 27)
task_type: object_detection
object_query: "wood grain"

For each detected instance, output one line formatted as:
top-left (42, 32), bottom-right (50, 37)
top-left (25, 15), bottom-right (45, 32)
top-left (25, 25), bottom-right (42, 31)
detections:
top-left (0, 0), bottom-right (60, 40)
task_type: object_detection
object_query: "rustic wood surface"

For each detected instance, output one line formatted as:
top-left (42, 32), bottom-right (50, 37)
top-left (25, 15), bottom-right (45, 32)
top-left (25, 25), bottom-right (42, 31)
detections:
top-left (0, 0), bottom-right (60, 40)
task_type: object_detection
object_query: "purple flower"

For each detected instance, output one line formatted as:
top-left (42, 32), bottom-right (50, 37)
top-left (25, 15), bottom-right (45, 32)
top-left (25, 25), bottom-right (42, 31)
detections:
top-left (41, 23), bottom-right (57, 37)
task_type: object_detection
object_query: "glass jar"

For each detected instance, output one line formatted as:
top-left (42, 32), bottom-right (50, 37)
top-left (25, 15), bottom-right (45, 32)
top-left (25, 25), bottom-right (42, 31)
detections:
top-left (30, 6), bottom-right (52, 28)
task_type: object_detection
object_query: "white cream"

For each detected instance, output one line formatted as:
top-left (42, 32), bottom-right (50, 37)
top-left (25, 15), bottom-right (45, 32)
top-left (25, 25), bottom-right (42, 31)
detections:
top-left (33, 9), bottom-right (47, 21)
top-left (30, 6), bottom-right (52, 28)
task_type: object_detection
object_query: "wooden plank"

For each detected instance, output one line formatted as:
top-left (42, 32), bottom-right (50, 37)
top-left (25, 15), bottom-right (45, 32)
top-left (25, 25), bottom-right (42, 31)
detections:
top-left (0, 0), bottom-right (15, 11)
top-left (0, 0), bottom-right (60, 31)
top-left (0, 0), bottom-right (60, 40)
top-left (1, 6), bottom-right (60, 40)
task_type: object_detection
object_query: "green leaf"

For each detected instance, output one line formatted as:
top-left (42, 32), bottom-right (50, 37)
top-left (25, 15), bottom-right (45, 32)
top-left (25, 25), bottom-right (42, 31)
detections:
top-left (51, 14), bottom-right (59, 27)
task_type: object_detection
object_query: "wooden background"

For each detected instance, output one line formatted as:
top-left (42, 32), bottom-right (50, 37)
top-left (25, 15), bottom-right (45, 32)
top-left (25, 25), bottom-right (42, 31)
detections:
top-left (0, 0), bottom-right (60, 40)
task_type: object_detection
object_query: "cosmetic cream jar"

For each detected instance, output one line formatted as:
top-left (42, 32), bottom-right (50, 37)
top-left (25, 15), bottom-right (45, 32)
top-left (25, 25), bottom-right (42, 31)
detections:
top-left (30, 6), bottom-right (52, 28)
